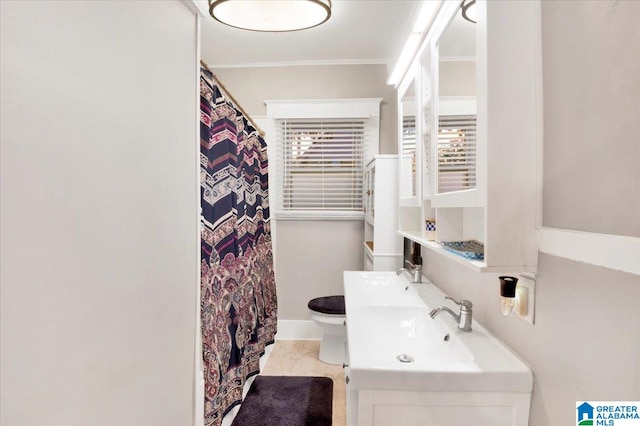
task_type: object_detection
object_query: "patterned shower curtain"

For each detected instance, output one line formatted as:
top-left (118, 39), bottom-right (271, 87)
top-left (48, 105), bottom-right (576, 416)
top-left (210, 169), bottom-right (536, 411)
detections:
top-left (199, 67), bottom-right (278, 426)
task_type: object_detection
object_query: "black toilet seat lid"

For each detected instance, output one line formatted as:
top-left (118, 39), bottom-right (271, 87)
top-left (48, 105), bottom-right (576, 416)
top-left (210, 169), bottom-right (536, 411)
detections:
top-left (307, 295), bottom-right (345, 315)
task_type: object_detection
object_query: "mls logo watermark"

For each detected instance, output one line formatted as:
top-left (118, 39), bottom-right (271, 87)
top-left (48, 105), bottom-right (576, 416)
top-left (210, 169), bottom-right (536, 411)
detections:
top-left (577, 401), bottom-right (640, 425)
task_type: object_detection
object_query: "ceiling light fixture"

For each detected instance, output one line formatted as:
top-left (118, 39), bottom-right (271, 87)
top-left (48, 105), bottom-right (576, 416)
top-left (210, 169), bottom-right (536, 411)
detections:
top-left (461, 0), bottom-right (477, 24)
top-left (209, 0), bottom-right (332, 32)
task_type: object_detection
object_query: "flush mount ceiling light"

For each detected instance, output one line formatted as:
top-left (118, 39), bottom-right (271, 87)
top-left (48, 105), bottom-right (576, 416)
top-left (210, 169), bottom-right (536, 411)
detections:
top-left (209, 0), bottom-right (332, 32)
top-left (461, 0), bottom-right (477, 24)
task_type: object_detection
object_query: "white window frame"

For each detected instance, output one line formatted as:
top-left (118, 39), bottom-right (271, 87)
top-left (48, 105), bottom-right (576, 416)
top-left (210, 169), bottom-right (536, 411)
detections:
top-left (266, 98), bottom-right (381, 221)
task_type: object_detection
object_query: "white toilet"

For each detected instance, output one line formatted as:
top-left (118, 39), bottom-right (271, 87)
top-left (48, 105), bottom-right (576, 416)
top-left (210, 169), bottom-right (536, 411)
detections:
top-left (308, 296), bottom-right (346, 365)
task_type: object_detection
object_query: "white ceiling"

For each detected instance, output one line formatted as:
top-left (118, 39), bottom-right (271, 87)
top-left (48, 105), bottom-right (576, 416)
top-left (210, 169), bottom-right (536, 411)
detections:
top-left (200, 0), bottom-right (422, 68)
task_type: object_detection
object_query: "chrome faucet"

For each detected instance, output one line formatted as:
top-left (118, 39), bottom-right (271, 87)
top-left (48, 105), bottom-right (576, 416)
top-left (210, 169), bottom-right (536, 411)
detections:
top-left (429, 296), bottom-right (473, 332)
top-left (396, 260), bottom-right (422, 283)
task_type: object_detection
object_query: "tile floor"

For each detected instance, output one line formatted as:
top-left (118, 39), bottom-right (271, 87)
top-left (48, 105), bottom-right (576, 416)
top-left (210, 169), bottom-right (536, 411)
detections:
top-left (261, 340), bottom-right (347, 426)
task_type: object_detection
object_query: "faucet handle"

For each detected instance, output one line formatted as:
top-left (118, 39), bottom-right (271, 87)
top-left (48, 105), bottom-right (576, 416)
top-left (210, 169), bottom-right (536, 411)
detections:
top-left (405, 259), bottom-right (422, 271)
top-left (445, 296), bottom-right (473, 311)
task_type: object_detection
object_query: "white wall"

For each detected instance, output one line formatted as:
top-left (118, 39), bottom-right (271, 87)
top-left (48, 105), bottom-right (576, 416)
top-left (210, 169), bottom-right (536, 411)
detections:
top-left (276, 220), bottom-right (364, 319)
top-left (542, 0), bottom-right (640, 237)
top-left (0, 2), bottom-right (199, 425)
top-left (439, 61), bottom-right (476, 96)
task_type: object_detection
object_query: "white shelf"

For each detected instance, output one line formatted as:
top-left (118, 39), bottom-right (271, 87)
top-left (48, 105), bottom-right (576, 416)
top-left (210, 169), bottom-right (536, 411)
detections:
top-left (397, 230), bottom-right (534, 273)
top-left (364, 241), bottom-right (374, 257)
top-left (364, 241), bottom-right (401, 258)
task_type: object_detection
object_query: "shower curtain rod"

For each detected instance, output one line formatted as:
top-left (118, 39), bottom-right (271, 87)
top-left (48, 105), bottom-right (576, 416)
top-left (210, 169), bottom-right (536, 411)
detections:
top-left (200, 60), bottom-right (266, 137)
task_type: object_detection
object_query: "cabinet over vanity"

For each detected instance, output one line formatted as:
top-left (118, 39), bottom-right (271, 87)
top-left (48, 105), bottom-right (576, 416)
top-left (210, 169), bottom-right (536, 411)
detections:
top-left (396, 0), bottom-right (540, 273)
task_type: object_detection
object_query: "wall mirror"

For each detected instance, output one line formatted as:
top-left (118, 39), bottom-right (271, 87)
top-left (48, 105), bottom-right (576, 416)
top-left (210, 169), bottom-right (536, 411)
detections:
top-left (436, 4), bottom-right (477, 195)
top-left (399, 78), bottom-right (417, 199)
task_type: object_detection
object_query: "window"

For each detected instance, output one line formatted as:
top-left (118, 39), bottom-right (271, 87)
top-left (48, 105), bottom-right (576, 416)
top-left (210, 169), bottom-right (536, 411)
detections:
top-left (436, 97), bottom-right (477, 196)
top-left (266, 99), bottom-right (381, 220)
top-left (437, 114), bottom-right (477, 193)
top-left (402, 115), bottom-right (417, 195)
top-left (276, 118), bottom-right (366, 211)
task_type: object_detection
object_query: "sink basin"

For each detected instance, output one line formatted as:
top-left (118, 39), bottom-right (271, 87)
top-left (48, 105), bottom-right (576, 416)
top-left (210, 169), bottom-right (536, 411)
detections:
top-left (344, 271), bottom-right (533, 393)
top-left (344, 271), bottom-right (425, 307)
top-left (352, 305), bottom-right (474, 367)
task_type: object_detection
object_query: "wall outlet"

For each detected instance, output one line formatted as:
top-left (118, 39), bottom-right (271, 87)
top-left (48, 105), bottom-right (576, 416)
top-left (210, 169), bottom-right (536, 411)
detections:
top-left (515, 273), bottom-right (536, 324)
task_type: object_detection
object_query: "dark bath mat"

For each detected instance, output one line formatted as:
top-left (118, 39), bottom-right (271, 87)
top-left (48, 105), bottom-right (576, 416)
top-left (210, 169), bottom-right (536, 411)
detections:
top-left (231, 375), bottom-right (333, 426)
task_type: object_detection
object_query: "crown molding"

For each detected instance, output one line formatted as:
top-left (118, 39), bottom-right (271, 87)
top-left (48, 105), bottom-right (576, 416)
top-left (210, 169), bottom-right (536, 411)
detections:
top-left (208, 58), bottom-right (389, 69)
top-left (185, 0), bottom-right (207, 17)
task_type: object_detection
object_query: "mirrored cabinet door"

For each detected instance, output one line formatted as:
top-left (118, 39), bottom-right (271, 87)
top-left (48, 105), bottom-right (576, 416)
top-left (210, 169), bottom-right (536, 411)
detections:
top-left (435, 5), bottom-right (478, 201)
top-left (398, 75), bottom-right (418, 202)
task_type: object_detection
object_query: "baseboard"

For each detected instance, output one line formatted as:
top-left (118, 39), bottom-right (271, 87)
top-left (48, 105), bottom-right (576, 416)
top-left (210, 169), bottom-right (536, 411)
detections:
top-left (276, 319), bottom-right (322, 340)
top-left (195, 370), bottom-right (204, 426)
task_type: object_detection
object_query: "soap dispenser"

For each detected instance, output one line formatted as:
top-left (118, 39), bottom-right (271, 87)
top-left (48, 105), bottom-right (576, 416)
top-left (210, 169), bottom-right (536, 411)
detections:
top-left (411, 242), bottom-right (422, 266)
top-left (410, 242), bottom-right (423, 283)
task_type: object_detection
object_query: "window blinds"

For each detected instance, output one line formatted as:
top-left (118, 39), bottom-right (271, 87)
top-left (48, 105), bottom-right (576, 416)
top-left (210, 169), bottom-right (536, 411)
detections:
top-left (402, 115), bottom-right (417, 195)
top-left (274, 118), bottom-right (367, 212)
top-left (437, 115), bottom-right (477, 193)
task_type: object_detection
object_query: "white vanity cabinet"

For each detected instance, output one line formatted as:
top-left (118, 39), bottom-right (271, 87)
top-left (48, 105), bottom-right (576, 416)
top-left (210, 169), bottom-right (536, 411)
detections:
top-left (355, 390), bottom-right (531, 426)
top-left (397, 0), bottom-right (540, 273)
top-left (343, 271), bottom-right (533, 426)
top-left (363, 155), bottom-right (402, 271)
